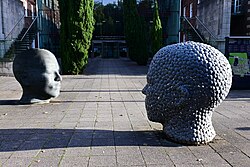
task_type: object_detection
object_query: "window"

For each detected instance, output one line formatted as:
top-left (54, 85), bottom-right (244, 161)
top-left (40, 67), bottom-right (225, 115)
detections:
top-left (190, 3), bottom-right (193, 18)
top-left (31, 4), bottom-right (34, 17)
top-left (44, 0), bottom-right (49, 6)
top-left (183, 6), bottom-right (186, 17)
top-left (232, 0), bottom-right (242, 14)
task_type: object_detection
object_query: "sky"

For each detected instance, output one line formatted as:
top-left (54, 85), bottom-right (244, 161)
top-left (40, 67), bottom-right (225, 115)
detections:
top-left (95, 0), bottom-right (117, 5)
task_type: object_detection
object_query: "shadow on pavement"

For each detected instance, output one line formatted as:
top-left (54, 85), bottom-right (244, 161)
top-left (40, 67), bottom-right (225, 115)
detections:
top-left (0, 129), bottom-right (181, 152)
top-left (235, 127), bottom-right (250, 131)
top-left (84, 58), bottom-right (149, 76)
top-left (60, 89), bottom-right (142, 93)
top-left (0, 100), bottom-right (20, 105)
top-left (225, 90), bottom-right (250, 101)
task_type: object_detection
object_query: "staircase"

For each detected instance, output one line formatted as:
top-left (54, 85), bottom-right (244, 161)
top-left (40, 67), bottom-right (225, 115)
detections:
top-left (186, 28), bottom-right (204, 43)
top-left (3, 18), bottom-right (38, 59)
top-left (0, 16), bottom-right (38, 76)
top-left (182, 16), bottom-right (205, 43)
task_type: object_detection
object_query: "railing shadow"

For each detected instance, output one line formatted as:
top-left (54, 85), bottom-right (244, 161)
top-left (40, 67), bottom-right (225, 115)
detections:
top-left (235, 127), bottom-right (250, 131)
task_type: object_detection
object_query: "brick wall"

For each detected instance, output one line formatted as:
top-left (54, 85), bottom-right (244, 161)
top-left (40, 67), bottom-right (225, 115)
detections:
top-left (182, 0), bottom-right (197, 18)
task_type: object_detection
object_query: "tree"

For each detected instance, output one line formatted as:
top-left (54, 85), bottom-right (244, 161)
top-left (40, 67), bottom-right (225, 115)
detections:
top-left (138, 0), bottom-right (153, 23)
top-left (94, 2), bottom-right (105, 23)
top-left (123, 0), bottom-right (148, 65)
top-left (93, 2), bottom-right (124, 36)
top-left (59, 0), bottom-right (95, 74)
top-left (136, 17), bottom-right (149, 65)
top-left (151, 0), bottom-right (162, 55)
top-left (123, 0), bottom-right (138, 61)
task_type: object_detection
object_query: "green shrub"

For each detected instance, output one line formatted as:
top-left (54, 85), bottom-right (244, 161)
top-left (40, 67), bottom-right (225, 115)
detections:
top-left (59, 0), bottom-right (95, 74)
top-left (151, 0), bottom-right (162, 55)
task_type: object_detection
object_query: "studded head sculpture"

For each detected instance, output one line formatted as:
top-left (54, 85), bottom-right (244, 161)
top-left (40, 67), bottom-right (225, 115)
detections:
top-left (13, 49), bottom-right (62, 104)
top-left (142, 42), bottom-right (232, 145)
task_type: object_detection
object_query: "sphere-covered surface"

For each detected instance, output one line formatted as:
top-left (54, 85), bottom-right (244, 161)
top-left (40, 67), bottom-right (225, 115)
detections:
top-left (142, 41), bottom-right (232, 145)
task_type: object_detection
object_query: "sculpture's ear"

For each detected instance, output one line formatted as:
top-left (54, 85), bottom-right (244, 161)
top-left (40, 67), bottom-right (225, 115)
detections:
top-left (175, 85), bottom-right (190, 106)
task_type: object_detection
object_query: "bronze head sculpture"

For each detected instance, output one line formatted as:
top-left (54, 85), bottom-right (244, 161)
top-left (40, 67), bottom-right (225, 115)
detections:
top-left (13, 48), bottom-right (62, 104)
top-left (142, 42), bottom-right (232, 145)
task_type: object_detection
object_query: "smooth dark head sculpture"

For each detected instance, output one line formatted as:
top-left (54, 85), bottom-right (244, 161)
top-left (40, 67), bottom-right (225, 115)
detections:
top-left (13, 48), bottom-right (62, 104)
top-left (142, 41), bottom-right (232, 145)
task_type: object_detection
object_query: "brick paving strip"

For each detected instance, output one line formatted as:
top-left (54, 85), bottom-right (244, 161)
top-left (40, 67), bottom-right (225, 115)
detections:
top-left (0, 57), bottom-right (249, 167)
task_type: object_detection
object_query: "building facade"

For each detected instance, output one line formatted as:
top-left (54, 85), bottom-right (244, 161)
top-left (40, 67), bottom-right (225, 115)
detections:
top-left (0, 0), bottom-right (60, 58)
top-left (37, 0), bottom-right (60, 57)
top-left (180, 0), bottom-right (198, 42)
top-left (181, 0), bottom-right (250, 88)
top-left (0, 0), bottom-right (60, 75)
top-left (0, 0), bottom-right (27, 57)
top-left (231, 0), bottom-right (249, 36)
top-left (158, 0), bottom-right (181, 45)
top-left (198, 0), bottom-right (231, 53)
top-left (181, 0), bottom-right (232, 54)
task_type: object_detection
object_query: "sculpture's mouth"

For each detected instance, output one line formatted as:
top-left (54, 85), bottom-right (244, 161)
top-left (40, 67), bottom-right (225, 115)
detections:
top-left (48, 82), bottom-right (61, 89)
top-left (145, 100), bottom-right (166, 124)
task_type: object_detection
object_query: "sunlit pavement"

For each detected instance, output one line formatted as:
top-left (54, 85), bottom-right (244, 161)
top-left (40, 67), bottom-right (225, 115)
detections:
top-left (0, 57), bottom-right (249, 166)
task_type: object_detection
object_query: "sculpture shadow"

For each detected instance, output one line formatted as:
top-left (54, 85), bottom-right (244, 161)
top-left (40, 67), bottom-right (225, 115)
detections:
top-left (60, 89), bottom-right (142, 93)
top-left (235, 127), bottom-right (250, 131)
top-left (0, 100), bottom-right (21, 105)
top-left (0, 129), bottom-right (181, 152)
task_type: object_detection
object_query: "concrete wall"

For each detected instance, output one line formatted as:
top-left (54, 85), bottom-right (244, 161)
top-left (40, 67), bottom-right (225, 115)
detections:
top-left (197, 0), bottom-right (231, 53)
top-left (1, 0), bottom-right (24, 39)
top-left (0, 60), bottom-right (13, 76)
top-left (0, 0), bottom-right (25, 58)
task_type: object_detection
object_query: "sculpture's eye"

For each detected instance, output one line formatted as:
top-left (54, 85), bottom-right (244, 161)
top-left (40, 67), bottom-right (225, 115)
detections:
top-left (147, 76), bottom-right (153, 85)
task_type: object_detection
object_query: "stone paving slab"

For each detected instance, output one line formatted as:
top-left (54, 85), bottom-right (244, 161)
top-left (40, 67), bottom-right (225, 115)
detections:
top-left (0, 57), bottom-right (249, 166)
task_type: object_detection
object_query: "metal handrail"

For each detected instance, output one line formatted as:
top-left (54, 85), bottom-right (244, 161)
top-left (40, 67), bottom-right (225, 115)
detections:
top-left (182, 16), bottom-right (205, 42)
top-left (195, 16), bottom-right (218, 40)
top-left (20, 16), bottom-right (38, 41)
top-left (4, 14), bottom-right (25, 40)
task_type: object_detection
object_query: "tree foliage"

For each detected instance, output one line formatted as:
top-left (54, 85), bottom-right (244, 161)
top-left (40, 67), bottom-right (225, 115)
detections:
top-left (123, 0), bottom-right (148, 65)
top-left (59, 0), bottom-right (95, 74)
top-left (94, 2), bottom-right (105, 23)
top-left (151, 0), bottom-right (162, 55)
top-left (93, 2), bottom-right (124, 36)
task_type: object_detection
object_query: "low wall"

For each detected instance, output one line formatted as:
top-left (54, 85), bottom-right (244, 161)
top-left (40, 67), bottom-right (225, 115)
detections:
top-left (0, 59), bottom-right (13, 76)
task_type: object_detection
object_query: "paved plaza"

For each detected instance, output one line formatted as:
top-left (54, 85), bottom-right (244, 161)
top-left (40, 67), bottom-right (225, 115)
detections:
top-left (0, 57), bottom-right (249, 167)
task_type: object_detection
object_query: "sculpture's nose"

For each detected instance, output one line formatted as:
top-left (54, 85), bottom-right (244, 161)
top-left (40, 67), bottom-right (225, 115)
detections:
top-left (142, 84), bottom-right (149, 95)
top-left (55, 72), bottom-right (62, 82)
